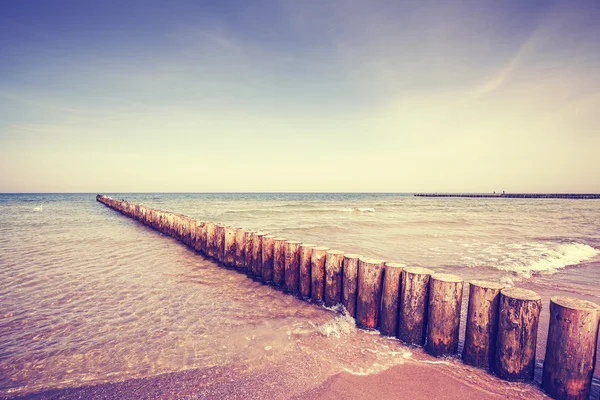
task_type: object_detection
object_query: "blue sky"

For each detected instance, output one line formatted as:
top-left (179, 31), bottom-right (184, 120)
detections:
top-left (1, 0), bottom-right (599, 192)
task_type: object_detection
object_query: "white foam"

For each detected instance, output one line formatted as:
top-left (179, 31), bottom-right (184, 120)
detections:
top-left (316, 310), bottom-right (356, 338)
top-left (497, 242), bottom-right (599, 278)
top-left (339, 207), bottom-right (375, 213)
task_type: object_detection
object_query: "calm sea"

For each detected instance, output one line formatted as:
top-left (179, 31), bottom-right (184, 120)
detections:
top-left (1, 193), bottom-right (599, 398)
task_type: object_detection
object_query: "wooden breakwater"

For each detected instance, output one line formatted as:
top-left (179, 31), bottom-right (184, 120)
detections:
top-left (415, 193), bottom-right (600, 199)
top-left (96, 194), bottom-right (600, 400)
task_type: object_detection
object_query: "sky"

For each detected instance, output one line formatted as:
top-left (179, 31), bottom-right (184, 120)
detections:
top-left (0, 0), bottom-right (599, 193)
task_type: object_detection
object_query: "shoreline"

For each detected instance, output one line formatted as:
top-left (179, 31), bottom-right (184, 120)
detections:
top-left (9, 347), bottom-right (550, 400)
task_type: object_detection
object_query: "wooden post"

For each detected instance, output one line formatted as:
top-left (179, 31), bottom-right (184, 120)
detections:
top-left (356, 257), bottom-right (385, 329)
top-left (192, 221), bottom-right (204, 252)
top-left (463, 280), bottom-right (504, 369)
top-left (542, 296), bottom-right (600, 400)
top-left (223, 226), bottom-right (237, 267)
top-left (182, 217), bottom-right (191, 246)
top-left (205, 222), bottom-right (216, 258)
top-left (243, 230), bottom-right (255, 271)
top-left (284, 241), bottom-right (302, 294)
top-left (190, 219), bottom-right (197, 249)
top-left (310, 246), bottom-right (330, 304)
top-left (380, 263), bottom-right (405, 336)
top-left (273, 238), bottom-right (287, 287)
top-left (215, 224), bottom-right (226, 262)
top-left (167, 214), bottom-right (175, 237)
top-left (252, 232), bottom-right (268, 278)
top-left (299, 244), bottom-right (316, 299)
top-left (199, 223), bottom-right (208, 255)
top-left (494, 287), bottom-right (541, 381)
top-left (342, 254), bottom-right (360, 317)
top-left (397, 267), bottom-right (434, 346)
top-left (324, 250), bottom-right (345, 307)
top-left (234, 228), bottom-right (246, 269)
top-left (426, 273), bottom-right (464, 357)
top-left (261, 235), bottom-right (275, 283)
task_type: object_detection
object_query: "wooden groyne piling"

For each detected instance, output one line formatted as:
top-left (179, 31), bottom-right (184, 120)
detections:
top-left (206, 222), bottom-right (216, 259)
top-left (96, 195), bottom-right (600, 400)
top-left (284, 241), bottom-right (302, 294)
top-left (494, 288), bottom-right (542, 381)
top-left (310, 246), bottom-right (329, 305)
top-left (324, 250), bottom-right (345, 307)
top-left (462, 280), bottom-right (504, 369)
top-left (342, 254), bottom-right (360, 318)
top-left (273, 238), bottom-right (287, 286)
top-left (414, 193), bottom-right (600, 199)
top-left (356, 258), bottom-right (385, 329)
top-left (261, 235), bottom-right (275, 282)
top-left (542, 297), bottom-right (600, 400)
top-left (379, 262), bottom-right (404, 337)
top-left (234, 228), bottom-right (246, 269)
top-left (224, 227), bottom-right (237, 267)
top-left (251, 232), bottom-right (267, 278)
top-left (425, 273), bottom-right (464, 357)
top-left (299, 244), bottom-right (316, 299)
top-left (398, 267), bottom-right (434, 345)
top-left (243, 231), bottom-right (255, 274)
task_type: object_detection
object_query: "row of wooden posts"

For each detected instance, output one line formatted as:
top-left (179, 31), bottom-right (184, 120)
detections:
top-left (97, 195), bottom-right (600, 400)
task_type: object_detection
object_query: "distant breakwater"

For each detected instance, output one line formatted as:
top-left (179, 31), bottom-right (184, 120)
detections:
top-left (97, 194), bottom-right (600, 400)
top-left (415, 193), bottom-right (600, 199)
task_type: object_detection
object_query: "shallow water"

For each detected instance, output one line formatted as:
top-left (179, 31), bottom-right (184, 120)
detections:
top-left (1, 193), bottom-right (599, 398)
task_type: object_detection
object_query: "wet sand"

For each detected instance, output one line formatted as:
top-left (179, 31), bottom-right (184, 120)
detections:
top-left (12, 346), bottom-right (550, 400)
top-left (299, 363), bottom-right (547, 400)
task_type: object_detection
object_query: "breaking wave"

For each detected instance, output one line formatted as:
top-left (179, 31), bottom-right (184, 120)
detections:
top-left (496, 242), bottom-right (599, 278)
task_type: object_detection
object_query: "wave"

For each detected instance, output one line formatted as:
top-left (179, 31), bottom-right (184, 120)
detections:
top-left (339, 207), bottom-right (375, 213)
top-left (496, 242), bottom-right (599, 278)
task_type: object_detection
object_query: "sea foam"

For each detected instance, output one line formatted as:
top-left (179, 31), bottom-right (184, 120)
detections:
top-left (497, 242), bottom-right (599, 278)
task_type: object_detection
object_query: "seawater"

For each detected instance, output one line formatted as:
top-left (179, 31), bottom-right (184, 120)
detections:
top-left (1, 193), bottom-right (599, 398)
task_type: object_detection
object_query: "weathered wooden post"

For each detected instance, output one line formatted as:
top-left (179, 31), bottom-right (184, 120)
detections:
top-left (243, 230), bottom-right (255, 271)
top-left (463, 280), bottom-right (504, 369)
top-left (189, 220), bottom-right (197, 249)
top-left (299, 244), bottom-right (316, 299)
top-left (494, 287), bottom-right (541, 381)
top-left (342, 254), bottom-right (360, 317)
top-left (310, 246), bottom-right (330, 304)
top-left (183, 217), bottom-right (190, 244)
top-left (284, 241), bottom-right (302, 294)
top-left (234, 228), bottom-right (246, 269)
top-left (542, 296), bottom-right (600, 400)
top-left (380, 262), bottom-right (405, 336)
top-left (324, 250), bottom-right (345, 307)
top-left (223, 226), bottom-right (237, 267)
top-left (153, 209), bottom-right (158, 230)
top-left (251, 232), bottom-right (268, 278)
top-left (167, 214), bottom-right (174, 236)
top-left (426, 273), bottom-right (464, 357)
top-left (397, 267), bottom-right (435, 345)
top-left (205, 222), bottom-right (216, 258)
top-left (186, 218), bottom-right (195, 247)
top-left (261, 235), bottom-right (275, 283)
top-left (193, 221), bottom-right (204, 253)
top-left (273, 238), bottom-right (287, 287)
top-left (215, 224), bottom-right (226, 262)
top-left (199, 223), bottom-right (208, 255)
top-left (184, 217), bottom-right (191, 245)
top-left (356, 258), bottom-right (385, 329)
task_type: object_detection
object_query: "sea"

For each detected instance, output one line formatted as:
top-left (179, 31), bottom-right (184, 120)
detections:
top-left (1, 193), bottom-right (599, 399)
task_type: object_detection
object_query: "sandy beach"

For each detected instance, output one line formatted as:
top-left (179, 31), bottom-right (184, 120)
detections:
top-left (14, 349), bottom-right (550, 400)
